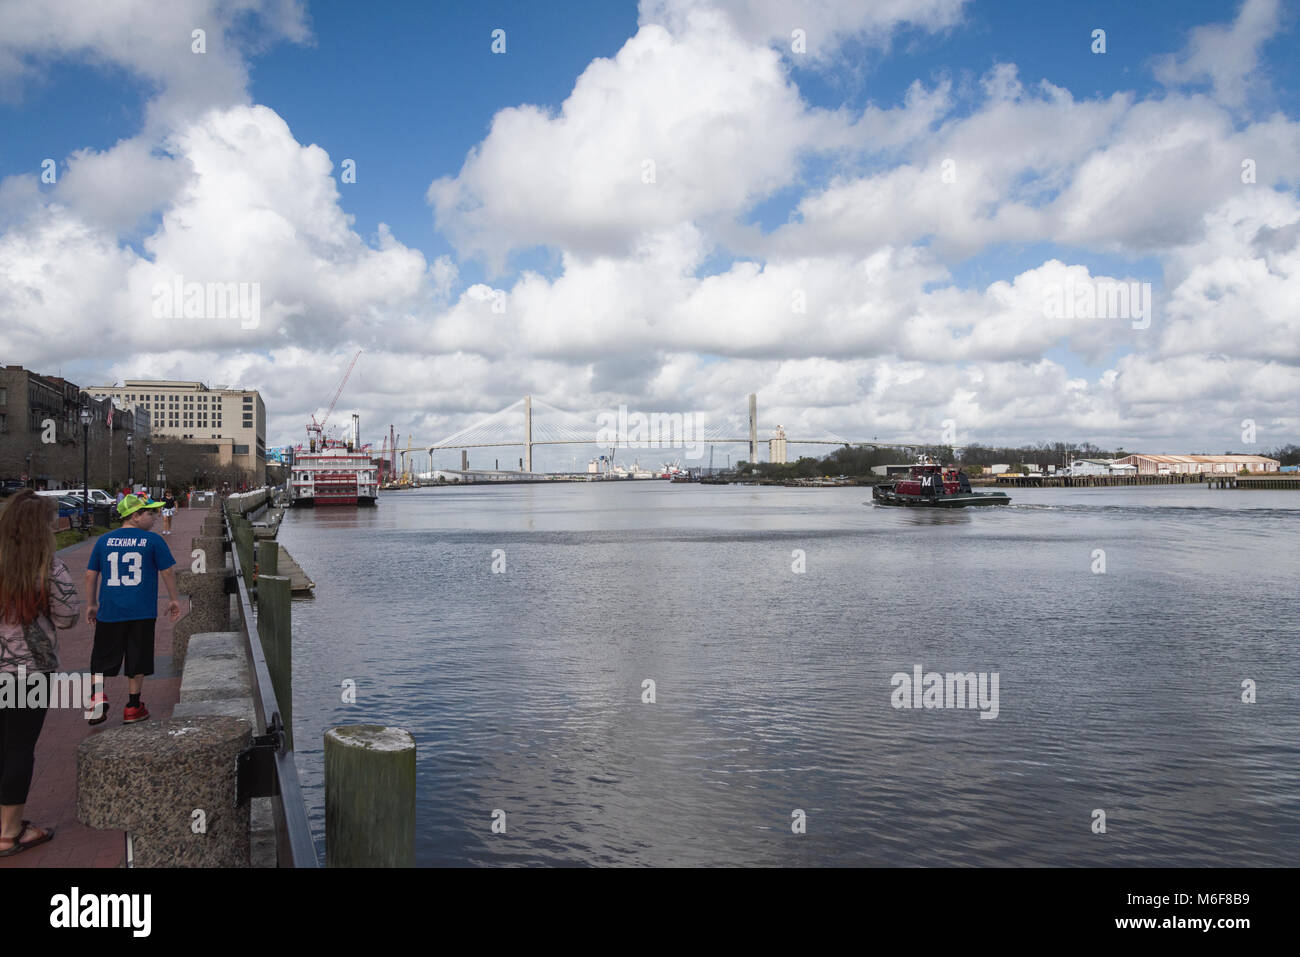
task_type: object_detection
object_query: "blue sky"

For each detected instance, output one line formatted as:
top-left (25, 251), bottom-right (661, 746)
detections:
top-left (8, 0), bottom-right (1292, 284)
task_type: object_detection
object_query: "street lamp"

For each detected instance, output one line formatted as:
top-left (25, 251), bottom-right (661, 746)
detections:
top-left (145, 443), bottom-right (152, 497)
top-left (126, 432), bottom-right (134, 490)
top-left (25, 452), bottom-right (32, 489)
top-left (159, 452), bottom-right (165, 499)
top-left (79, 405), bottom-right (91, 530)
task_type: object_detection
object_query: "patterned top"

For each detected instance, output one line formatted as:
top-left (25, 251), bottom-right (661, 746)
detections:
top-left (0, 559), bottom-right (79, 673)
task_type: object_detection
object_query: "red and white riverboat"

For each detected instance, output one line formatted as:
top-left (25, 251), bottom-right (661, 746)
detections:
top-left (288, 442), bottom-right (378, 507)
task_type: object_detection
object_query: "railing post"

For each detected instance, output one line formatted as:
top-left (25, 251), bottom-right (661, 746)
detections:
top-left (256, 574), bottom-right (293, 750)
top-left (325, 726), bottom-right (416, 867)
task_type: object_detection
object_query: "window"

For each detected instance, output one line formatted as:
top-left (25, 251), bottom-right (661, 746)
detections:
top-left (0, 387), bottom-right (6, 404)
top-left (234, 444), bottom-right (249, 455)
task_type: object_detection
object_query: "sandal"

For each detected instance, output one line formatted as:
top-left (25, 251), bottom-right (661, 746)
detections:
top-left (0, 821), bottom-right (55, 857)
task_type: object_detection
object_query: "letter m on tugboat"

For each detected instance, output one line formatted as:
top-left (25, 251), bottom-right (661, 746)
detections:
top-left (871, 457), bottom-right (1011, 507)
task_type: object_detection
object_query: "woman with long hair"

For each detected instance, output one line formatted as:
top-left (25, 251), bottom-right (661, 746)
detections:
top-left (0, 490), bottom-right (79, 857)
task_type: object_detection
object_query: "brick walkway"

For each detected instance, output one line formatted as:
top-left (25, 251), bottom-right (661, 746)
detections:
top-left (2, 505), bottom-right (204, 868)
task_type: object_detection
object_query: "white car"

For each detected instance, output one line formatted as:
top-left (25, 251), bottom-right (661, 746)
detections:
top-left (40, 488), bottom-right (116, 506)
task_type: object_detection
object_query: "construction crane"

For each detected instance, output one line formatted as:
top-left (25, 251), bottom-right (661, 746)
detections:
top-left (307, 349), bottom-right (362, 450)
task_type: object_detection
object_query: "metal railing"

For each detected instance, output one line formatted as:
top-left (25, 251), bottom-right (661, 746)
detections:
top-left (225, 501), bottom-right (318, 867)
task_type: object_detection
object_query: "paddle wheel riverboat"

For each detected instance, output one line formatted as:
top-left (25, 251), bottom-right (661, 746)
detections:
top-left (288, 442), bottom-right (378, 507)
top-left (872, 460), bottom-right (1010, 507)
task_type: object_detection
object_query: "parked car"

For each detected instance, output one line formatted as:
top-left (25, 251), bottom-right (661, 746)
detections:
top-left (1, 479), bottom-right (25, 497)
top-left (56, 497), bottom-right (85, 519)
top-left (62, 488), bottom-right (116, 507)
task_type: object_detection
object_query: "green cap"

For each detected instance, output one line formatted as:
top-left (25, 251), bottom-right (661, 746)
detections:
top-left (117, 494), bottom-right (164, 519)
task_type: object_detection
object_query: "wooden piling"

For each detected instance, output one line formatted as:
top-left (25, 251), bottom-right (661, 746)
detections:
top-left (256, 574), bottom-right (293, 750)
top-left (325, 726), bottom-right (416, 867)
top-left (258, 539), bottom-right (279, 576)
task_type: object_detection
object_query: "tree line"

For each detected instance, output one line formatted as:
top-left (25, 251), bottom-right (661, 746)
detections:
top-left (739, 440), bottom-right (1299, 480)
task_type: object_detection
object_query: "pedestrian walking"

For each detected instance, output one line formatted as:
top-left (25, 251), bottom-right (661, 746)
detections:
top-left (0, 490), bottom-right (79, 857)
top-left (161, 490), bottom-right (176, 535)
top-left (83, 495), bottom-right (180, 726)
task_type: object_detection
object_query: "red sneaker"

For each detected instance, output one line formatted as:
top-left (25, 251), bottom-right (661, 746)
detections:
top-left (123, 701), bottom-right (150, 724)
top-left (86, 693), bottom-right (108, 725)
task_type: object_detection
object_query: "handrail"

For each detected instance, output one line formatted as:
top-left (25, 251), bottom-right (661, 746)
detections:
top-left (225, 502), bottom-right (319, 867)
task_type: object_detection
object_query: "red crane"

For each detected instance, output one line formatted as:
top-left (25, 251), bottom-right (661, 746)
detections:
top-left (307, 349), bottom-right (362, 449)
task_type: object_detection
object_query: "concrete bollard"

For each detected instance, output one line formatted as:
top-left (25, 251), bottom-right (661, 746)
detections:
top-left (325, 726), bottom-right (416, 867)
top-left (77, 716), bottom-right (252, 867)
top-left (173, 533), bottom-right (232, 669)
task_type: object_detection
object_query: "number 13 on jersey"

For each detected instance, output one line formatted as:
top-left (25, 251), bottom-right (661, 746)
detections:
top-left (106, 551), bottom-right (144, 586)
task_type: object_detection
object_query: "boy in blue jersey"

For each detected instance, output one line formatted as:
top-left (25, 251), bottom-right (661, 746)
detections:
top-left (83, 495), bottom-right (182, 725)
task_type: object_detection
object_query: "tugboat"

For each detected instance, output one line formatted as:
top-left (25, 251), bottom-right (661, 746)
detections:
top-left (872, 459), bottom-right (1010, 507)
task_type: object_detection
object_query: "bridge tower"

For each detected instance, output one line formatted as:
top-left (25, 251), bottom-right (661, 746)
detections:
top-left (748, 393), bottom-right (757, 463)
top-left (524, 394), bottom-right (533, 472)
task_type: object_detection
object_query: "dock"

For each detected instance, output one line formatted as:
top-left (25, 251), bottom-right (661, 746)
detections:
top-left (251, 504), bottom-right (286, 539)
top-left (992, 473), bottom-right (1209, 488)
top-left (275, 544), bottom-right (316, 595)
top-left (1208, 474), bottom-right (1300, 490)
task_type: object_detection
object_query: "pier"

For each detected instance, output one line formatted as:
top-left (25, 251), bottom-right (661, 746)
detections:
top-left (992, 473), bottom-right (1210, 488)
top-left (1208, 474), bottom-right (1300, 489)
top-left (276, 545), bottom-right (316, 595)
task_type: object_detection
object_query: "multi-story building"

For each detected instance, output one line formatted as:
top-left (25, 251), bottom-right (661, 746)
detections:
top-left (86, 379), bottom-right (266, 481)
top-left (0, 365), bottom-right (141, 489)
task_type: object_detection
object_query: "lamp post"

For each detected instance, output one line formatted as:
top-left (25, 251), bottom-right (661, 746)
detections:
top-left (79, 405), bottom-right (91, 530)
top-left (159, 452), bottom-right (166, 500)
top-left (145, 443), bottom-right (152, 498)
top-left (25, 452), bottom-right (32, 489)
top-left (126, 431), bottom-right (134, 490)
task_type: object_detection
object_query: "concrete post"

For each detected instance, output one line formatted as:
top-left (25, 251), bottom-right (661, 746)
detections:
top-left (173, 532), bottom-right (233, 669)
top-left (77, 716), bottom-right (251, 867)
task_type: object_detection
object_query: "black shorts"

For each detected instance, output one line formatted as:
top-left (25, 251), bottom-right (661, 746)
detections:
top-left (90, 619), bottom-right (156, 677)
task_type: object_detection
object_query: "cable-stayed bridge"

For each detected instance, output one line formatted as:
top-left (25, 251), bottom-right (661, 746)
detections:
top-left (423, 395), bottom-right (914, 471)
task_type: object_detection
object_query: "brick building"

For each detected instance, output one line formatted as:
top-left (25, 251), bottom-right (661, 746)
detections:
top-left (0, 365), bottom-right (146, 490)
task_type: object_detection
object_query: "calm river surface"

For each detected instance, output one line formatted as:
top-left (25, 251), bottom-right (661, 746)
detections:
top-left (277, 482), bottom-right (1300, 866)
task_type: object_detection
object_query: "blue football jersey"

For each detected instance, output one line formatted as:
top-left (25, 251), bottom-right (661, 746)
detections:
top-left (88, 530), bottom-right (177, 622)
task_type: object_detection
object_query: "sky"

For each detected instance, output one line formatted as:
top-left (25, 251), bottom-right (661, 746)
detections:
top-left (1, 0), bottom-right (1298, 468)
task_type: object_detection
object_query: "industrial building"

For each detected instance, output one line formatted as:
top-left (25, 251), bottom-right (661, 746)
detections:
top-left (1068, 458), bottom-right (1137, 476)
top-left (769, 425), bottom-right (788, 464)
top-left (1114, 454), bottom-right (1279, 475)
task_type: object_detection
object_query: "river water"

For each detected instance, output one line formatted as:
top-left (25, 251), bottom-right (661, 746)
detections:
top-left (277, 482), bottom-right (1300, 866)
